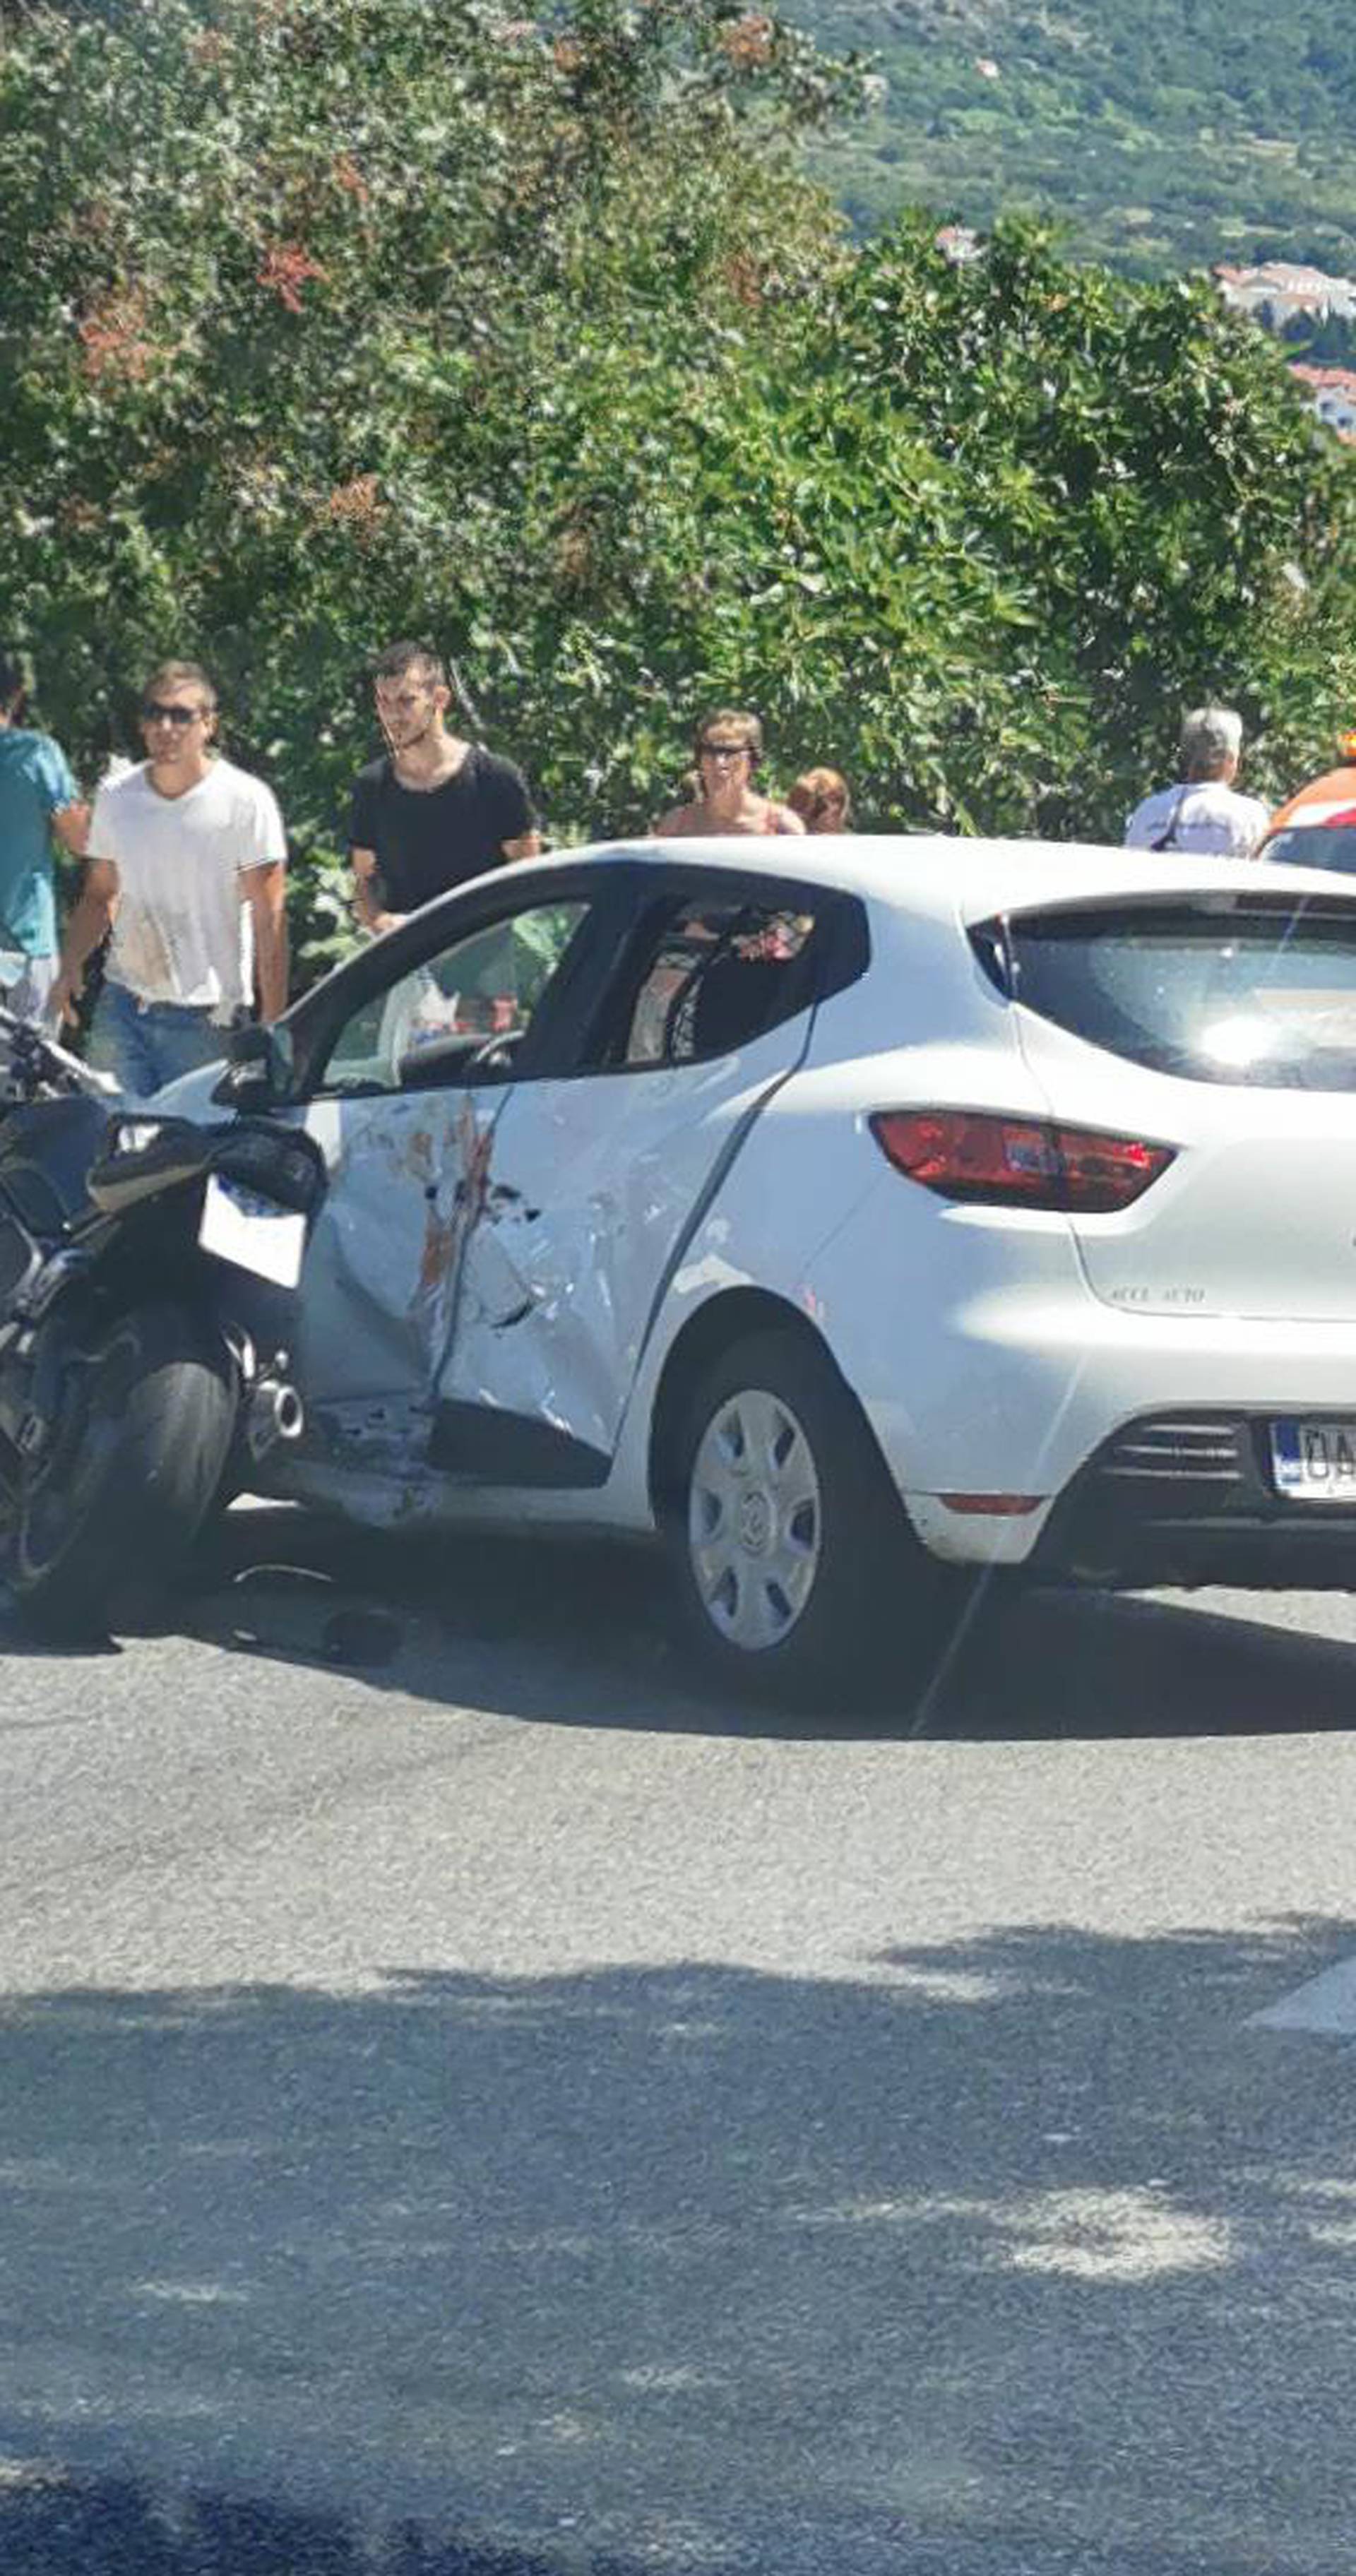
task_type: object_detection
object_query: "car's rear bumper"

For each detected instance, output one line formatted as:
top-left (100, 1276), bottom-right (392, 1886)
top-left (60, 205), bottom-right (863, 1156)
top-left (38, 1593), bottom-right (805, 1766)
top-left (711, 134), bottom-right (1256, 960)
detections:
top-left (849, 1292), bottom-right (1356, 1558)
top-left (818, 1238), bottom-right (1356, 1575)
top-left (1030, 1408), bottom-right (1356, 1587)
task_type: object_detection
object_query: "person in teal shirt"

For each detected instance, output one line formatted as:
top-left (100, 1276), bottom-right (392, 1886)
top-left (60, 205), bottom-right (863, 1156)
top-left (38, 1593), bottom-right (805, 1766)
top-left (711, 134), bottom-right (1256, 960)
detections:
top-left (0, 647), bottom-right (88, 1021)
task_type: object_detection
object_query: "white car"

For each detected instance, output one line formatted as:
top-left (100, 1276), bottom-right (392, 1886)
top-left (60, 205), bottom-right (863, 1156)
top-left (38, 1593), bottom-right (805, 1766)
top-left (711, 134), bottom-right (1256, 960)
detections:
top-left (169, 833), bottom-right (1356, 1700)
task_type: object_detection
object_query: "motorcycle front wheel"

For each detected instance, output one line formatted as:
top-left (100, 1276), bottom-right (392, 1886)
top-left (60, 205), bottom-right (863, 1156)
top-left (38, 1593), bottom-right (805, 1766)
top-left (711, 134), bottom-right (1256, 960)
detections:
top-left (8, 1303), bottom-right (234, 1639)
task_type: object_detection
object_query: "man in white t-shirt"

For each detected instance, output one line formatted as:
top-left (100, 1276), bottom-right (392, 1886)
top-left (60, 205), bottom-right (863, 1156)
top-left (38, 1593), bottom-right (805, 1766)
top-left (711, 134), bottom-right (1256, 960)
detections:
top-left (52, 660), bottom-right (289, 1098)
top-left (1124, 705), bottom-right (1270, 858)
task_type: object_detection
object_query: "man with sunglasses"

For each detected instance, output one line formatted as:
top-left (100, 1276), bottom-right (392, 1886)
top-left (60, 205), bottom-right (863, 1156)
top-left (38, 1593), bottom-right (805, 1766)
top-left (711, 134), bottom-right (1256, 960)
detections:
top-left (52, 660), bottom-right (289, 1098)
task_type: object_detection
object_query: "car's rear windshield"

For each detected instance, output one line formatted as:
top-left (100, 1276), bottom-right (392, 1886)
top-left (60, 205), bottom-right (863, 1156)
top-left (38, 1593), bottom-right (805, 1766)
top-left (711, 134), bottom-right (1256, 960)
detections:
top-left (975, 898), bottom-right (1356, 1088)
top-left (1260, 823), bottom-right (1356, 877)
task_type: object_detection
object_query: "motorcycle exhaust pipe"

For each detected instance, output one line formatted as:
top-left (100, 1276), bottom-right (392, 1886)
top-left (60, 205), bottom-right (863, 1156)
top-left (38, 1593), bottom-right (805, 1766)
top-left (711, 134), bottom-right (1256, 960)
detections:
top-left (244, 1376), bottom-right (305, 1462)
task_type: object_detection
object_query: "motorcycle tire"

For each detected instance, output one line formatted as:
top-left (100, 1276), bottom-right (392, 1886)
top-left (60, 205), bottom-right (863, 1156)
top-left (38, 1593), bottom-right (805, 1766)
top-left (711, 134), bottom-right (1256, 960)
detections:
top-left (8, 1302), bottom-right (235, 1640)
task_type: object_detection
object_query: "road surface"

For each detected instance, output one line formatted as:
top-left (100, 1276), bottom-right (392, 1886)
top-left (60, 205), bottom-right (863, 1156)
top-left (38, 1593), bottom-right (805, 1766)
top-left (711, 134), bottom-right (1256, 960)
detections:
top-left (0, 1506), bottom-right (1354, 2573)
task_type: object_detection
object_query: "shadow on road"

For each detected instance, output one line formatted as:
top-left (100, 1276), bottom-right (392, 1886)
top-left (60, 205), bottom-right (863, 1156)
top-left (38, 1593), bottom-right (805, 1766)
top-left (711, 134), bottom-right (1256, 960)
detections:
top-left (1, 1927), bottom-right (1356, 2572)
top-left (0, 2479), bottom-right (571, 2576)
top-left (129, 1503), bottom-right (1356, 1746)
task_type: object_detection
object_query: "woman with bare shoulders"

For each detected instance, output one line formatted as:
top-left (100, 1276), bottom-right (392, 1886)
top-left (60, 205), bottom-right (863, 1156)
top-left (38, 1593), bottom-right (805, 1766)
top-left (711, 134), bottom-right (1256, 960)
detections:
top-left (653, 709), bottom-right (805, 838)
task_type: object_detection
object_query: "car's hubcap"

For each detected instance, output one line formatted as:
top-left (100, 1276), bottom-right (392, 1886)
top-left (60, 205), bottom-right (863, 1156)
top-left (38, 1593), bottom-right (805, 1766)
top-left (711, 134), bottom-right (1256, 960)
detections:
top-left (689, 1385), bottom-right (822, 1652)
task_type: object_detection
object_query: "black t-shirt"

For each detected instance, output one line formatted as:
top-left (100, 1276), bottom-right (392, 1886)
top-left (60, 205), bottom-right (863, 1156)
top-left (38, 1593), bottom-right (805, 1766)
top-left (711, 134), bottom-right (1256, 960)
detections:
top-left (348, 744), bottom-right (536, 912)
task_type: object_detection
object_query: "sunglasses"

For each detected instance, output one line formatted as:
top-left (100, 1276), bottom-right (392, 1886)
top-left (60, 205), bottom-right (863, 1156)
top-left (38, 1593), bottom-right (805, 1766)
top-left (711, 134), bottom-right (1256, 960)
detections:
top-left (141, 701), bottom-right (205, 727)
top-left (700, 740), bottom-right (751, 760)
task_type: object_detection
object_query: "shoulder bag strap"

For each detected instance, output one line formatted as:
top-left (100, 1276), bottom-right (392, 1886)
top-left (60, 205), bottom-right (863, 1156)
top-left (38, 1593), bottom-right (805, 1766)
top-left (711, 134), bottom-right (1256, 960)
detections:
top-left (1150, 789), bottom-right (1191, 853)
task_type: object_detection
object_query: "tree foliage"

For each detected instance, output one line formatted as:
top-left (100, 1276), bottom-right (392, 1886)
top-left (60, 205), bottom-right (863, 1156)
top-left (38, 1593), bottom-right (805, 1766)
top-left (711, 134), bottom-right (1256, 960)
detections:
top-left (3, 0), bottom-right (1355, 978)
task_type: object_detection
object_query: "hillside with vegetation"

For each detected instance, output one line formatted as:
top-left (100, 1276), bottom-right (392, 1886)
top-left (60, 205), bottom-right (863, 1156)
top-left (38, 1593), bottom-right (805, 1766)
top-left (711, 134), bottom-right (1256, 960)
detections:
top-left (4, 0), bottom-right (1356, 977)
top-left (797, 0), bottom-right (1356, 275)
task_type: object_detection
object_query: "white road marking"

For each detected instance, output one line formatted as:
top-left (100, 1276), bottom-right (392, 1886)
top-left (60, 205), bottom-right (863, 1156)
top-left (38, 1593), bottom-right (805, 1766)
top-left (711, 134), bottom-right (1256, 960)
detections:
top-left (1249, 1952), bottom-right (1356, 2034)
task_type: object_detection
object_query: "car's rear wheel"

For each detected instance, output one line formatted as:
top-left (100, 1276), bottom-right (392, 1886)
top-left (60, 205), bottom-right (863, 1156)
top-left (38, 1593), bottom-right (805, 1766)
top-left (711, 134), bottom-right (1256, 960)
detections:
top-left (667, 1325), bottom-right (958, 1709)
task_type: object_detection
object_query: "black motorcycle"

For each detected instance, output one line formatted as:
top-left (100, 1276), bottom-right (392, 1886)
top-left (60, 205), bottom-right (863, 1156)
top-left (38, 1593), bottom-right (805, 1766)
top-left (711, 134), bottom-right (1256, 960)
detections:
top-left (0, 1010), bottom-right (325, 1636)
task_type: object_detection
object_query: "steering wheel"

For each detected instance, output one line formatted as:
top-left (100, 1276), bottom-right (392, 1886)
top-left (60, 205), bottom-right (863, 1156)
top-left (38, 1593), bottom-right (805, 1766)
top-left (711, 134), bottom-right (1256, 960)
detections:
top-left (464, 1025), bottom-right (527, 1075)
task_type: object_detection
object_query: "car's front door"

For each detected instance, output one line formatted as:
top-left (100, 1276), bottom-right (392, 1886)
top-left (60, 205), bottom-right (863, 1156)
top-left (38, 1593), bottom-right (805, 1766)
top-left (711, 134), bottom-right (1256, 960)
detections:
top-left (290, 877), bottom-right (610, 1458)
top-left (433, 873), bottom-right (852, 1488)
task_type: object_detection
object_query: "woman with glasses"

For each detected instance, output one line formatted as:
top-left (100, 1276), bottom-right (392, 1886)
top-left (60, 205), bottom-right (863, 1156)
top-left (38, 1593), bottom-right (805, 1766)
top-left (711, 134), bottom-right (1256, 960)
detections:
top-left (653, 710), bottom-right (804, 840)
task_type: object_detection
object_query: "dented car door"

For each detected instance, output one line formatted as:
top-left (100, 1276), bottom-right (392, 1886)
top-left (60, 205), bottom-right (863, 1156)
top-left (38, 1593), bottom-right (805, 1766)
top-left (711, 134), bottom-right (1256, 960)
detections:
top-left (294, 1085), bottom-right (501, 1424)
top-left (434, 881), bottom-right (832, 1489)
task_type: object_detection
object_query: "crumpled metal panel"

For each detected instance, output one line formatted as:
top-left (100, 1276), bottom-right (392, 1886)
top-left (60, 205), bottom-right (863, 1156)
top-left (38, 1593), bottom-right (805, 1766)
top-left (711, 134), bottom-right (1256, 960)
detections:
top-left (295, 1088), bottom-right (501, 1414)
top-left (439, 1022), bottom-right (811, 1462)
top-left (295, 1000), bottom-right (810, 1481)
top-left (447, 1174), bottom-right (625, 1456)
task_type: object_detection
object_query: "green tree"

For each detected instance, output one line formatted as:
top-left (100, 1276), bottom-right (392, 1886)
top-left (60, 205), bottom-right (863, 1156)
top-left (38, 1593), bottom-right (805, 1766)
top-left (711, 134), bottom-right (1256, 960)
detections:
top-left (490, 212), bottom-right (1356, 843)
top-left (4, 4), bottom-right (1356, 985)
top-left (0, 0), bottom-right (856, 964)
top-left (814, 217), bottom-right (1356, 831)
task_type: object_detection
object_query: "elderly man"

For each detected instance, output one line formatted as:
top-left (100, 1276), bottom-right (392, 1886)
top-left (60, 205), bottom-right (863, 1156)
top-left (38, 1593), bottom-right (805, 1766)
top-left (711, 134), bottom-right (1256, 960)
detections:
top-left (51, 660), bottom-right (288, 1097)
top-left (1124, 706), bottom-right (1270, 857)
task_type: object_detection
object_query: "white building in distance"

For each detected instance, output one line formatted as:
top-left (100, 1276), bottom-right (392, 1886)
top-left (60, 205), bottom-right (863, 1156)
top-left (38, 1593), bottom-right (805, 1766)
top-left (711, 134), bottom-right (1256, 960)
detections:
top-left (1215, 261), bottom-right (1356, 326)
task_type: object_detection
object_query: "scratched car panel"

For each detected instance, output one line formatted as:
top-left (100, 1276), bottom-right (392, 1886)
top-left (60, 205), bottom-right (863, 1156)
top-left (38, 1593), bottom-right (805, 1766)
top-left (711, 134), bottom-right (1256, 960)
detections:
top-left (442, 1015), bottom-right (819, 1465)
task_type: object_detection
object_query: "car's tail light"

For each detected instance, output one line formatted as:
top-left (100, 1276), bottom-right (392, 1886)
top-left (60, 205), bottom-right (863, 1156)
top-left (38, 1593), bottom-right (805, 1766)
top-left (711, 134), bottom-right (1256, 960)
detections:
top-left (870, 1110), bottom-right (1174, 1212)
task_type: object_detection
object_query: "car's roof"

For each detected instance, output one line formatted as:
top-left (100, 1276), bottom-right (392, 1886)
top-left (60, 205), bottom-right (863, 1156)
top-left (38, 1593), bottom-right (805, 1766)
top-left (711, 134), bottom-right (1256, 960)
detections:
top-left (544, 832), bottom-right (1356, 922)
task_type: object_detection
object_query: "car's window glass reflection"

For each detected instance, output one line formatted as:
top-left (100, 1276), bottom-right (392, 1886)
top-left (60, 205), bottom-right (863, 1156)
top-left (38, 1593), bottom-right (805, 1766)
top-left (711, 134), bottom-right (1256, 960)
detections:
top-left (614, 900), bottom-right (818, 1068)
top-left (999, 902), bottom-right (1356, 1088)
top-left (319, 901), bottom-right (590, 1094)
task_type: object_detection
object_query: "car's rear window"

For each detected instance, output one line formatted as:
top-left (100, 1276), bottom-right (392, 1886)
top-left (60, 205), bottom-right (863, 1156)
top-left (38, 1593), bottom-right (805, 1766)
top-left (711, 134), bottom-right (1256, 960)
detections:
top-left (977, 900), bottom-right (1356, 1088)
top-left (1260, 822), bottom-right (1356, 877)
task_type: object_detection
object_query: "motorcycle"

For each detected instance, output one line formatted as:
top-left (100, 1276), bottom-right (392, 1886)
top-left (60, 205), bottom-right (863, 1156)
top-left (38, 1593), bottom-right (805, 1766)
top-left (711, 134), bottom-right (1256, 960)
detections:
top-left (0, 1009), bottom-right (326, 1636)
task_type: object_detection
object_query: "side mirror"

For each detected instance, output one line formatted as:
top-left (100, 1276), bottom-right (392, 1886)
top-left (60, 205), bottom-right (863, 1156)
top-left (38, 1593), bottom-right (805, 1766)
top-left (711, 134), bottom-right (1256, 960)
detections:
top-left (213, 1020), bottom-right (296, 1110)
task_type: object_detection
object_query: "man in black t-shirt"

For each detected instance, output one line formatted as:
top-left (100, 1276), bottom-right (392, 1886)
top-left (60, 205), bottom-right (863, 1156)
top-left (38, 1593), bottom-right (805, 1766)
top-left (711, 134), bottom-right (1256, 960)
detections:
top-left (348, 639), bottom-right (540, 934)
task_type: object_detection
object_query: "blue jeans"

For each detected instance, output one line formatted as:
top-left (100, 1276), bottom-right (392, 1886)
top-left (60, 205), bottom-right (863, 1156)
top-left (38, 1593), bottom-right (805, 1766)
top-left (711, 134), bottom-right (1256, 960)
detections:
top-left (89, 979), bottom-right (228, 1099)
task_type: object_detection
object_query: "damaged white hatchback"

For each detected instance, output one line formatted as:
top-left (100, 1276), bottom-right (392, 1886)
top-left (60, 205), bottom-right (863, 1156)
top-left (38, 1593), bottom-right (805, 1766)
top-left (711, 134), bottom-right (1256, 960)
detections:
top-left (153, 833), bottom-right (1356, 1701)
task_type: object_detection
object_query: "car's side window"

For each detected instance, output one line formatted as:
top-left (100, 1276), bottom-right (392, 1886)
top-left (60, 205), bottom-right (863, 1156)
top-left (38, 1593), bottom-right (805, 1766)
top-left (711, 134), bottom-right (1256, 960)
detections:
top-left (317, 901), bottom-right (591, 1095)
top-left (602, 898), bottom-right (821, 1071)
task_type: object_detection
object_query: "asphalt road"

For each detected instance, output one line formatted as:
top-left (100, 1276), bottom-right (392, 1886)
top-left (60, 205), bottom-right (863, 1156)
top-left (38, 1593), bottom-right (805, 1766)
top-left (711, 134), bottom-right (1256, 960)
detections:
top-left (1, 1508), bottom-right (1356, 2575)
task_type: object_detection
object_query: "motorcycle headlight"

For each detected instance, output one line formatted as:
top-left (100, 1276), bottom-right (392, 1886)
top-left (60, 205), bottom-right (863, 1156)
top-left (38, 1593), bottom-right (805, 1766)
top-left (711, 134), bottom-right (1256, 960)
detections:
top-left (113, 1120), bottom-right (165, 1156)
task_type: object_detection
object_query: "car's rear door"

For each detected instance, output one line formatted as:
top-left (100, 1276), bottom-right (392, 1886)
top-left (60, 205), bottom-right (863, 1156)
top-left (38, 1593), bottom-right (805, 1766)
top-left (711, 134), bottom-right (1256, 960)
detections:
top-left (994, 887), bottom-right (1356, 1323)
top-left (433, 866), bottom-right (864, 1487)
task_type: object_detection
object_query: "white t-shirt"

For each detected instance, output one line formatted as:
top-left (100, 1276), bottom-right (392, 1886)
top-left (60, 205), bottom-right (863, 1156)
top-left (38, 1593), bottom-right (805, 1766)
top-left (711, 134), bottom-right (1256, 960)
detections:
top-left (1123, 779), bottom-right (1270, 859)
top-left (90, 757), bottom-right (286, 1015)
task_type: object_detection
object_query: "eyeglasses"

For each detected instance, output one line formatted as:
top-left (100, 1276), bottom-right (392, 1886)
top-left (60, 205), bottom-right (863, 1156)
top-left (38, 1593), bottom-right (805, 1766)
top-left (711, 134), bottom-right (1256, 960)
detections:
top-left (700, 740), bottom-right (751, 761)
top-left (141, 701), bottom-right (205, 727)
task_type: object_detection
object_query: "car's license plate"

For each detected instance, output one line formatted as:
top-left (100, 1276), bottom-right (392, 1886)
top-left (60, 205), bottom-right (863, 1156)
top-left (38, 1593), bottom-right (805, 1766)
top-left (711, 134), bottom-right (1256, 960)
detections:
top-left (198, 1171), bottom-right (306, 1287)
top-left (1271, 1419), bottom-right (1356, 1502)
